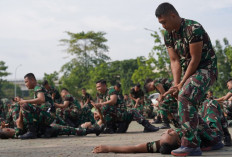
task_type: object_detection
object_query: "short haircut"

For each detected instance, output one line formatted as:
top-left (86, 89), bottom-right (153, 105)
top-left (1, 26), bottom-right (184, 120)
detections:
top-left (42, 80), bottom-right (49, 86)
top-left (135, 83), bottom-right (141, 88)
top-left (82, 88), bottom-right (86, 91)
top-left (159, 142), bottom-right (179, 154)
top-left (96, 79), bottom-right (107, 85)
top-left (155, 2), bottom-right (179, 18)
top-left (24, 73), bottom-right (36, 80)
top-left (124, 94), bottom-right (128, 96)
top-left (208, 90), bottom-right (213, 94)
top-left (227, 79), bottom-right (232, 84)
top-left (61, 88), bottom-right (69, 92)
top-left (144, 78), bottom-right (153, 93)
top-left (115, 82), bottom-right (121, 88)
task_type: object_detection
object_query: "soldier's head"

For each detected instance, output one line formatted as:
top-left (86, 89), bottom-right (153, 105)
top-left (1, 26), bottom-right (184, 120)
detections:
top-left (134, 83), bottom-right (141, 92)
top-left (24, 73), bottom-right (37, 89)
top-left (155, 3), bottom-right (181, 33)
top-left (114, 83), bottom-right (121, 92)
top-left (144, 78), bottom-right (155, 93)
top-left (207, 90), bottom-right (213, 98)
top-left (60, 88), bottom-right (69, 98)
top-left (42, 80), bottom-right (50, 90)
top-left (82, 88), bottom-right (86, 95)
top-left (227, 79), bottom-right (232, 90)
top-left (159, 128), bottom-right (181, 154)
top-left (96, 79), bottom-right (107, 94)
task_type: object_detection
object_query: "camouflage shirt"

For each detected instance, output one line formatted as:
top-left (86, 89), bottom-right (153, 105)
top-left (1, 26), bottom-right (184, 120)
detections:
top-left (81, 93), bottom-right (93, 104)
top-left (153, 78), bottom-right (173, 92)
top-left (130, 88), bottom-right (144, 99)
top-left (164, 18), bottom-right (217, 74)
top-left (64, 94), bottom-right (81, 110)
top-left (34, 85), bottom-right (55, 112)
top-left (101, 87), bottom-right (123, 107)
top-left (229, 89), bottom-right (232, 94)
top-left (47, 86), bottom-right (62, 103)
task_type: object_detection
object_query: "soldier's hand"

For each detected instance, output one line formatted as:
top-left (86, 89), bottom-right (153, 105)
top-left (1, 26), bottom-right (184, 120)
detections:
top-left (18, 99), bottom-right (27, 105)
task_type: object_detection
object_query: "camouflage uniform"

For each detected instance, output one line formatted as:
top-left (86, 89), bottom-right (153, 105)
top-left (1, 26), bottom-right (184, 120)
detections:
top-left (81, 92), bottom-right (93, 110)
top-left (143, 95), bottom-right (154, 118)
top-left (0, 98), bottom-right (10, 120)
top-left (47, 86), bottom-right (62, 103)
top-left (51, 124), bottom-right (87, 136)
top-left (164, 18), bottom-right (217, 147)
top-left (56, 94), bottom-right (94, 127)
top-left (130, 87), bottom-right (144, 114)
top-left (98, 87), bottom-right (118, 127)
top-left (222, 89), bottom-right (232, 119)
top-left (5, 102), bottom-right (20, 128)
top-left (153, 78), bottom-right (179, 122)
top-left (21, 85), bottom-right (56, 132)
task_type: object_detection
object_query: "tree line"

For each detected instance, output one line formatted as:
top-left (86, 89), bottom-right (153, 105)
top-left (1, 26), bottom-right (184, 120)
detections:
top-left (1, 30), bottom-right (232, 99)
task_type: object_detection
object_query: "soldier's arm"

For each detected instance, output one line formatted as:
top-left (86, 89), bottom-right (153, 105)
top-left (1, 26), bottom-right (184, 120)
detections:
top-left (51, 93), bottom-right (56, 100)
top-left (54, 101), bottom-right (69, 109)
top-left (168, 47), bottom-right (181, 86)
top-left (155, 83), bottom-right (166, 95)
top-left (179, 41), bottom-right (203, 88)
top-left (129, 94), bottom-right (137, 101)
top-left (215, 92), bottom-right (232, 102)
top-left (19, 92), bottom-right (45, 105)
top-left (101, 95), bottom-right (117, 106)
top-left (93, 141), bottom-right (160, 153)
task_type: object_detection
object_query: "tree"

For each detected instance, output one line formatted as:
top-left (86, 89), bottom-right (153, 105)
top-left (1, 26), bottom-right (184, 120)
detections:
top-left (60, 31), bottom-right (110, 68)
top-left (43, 71), bottom-right (59, 87)
top-left (59, 31), bottom-right (111, 98)
top-left (211, 38), bottom-right (232, 96)
top-left (0, 61), bottom-right (10, 97)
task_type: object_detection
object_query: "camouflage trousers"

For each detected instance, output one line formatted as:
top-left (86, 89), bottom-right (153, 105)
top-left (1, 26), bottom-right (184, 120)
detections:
top-left (201, 99), bottom-right (226, 137)
top-left (223, 100), bottom-right (232, 119)
top-left (101, 104), bottom-right (117, 125)
top-left (131, 100), bottom-right (144, 115)
top-left (159, 94), bottom-right (178, 122)
top-left (6, 103), bottom-right (20, 128)
top-left (176, 114), bottom-right (220, 148)
top-left (178, 69), bottom-right (217, 147)
top-left (51, 124), bottom-right (87, 136)
top-left (21, 103), bottom-right (55, 130)
top-left (56, 105), bottom-right (81, 122)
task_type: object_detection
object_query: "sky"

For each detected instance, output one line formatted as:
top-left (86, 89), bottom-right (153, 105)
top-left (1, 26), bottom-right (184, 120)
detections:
top-left (1, 0), bottom-right (232, 80)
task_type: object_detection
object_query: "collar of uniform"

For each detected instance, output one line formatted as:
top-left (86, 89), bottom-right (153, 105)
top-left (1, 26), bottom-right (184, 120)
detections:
top-left (172, 18), bottom-right (185, 35)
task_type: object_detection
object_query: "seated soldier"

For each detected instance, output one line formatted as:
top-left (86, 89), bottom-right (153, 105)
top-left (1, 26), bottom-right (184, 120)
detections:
top-left (16, 73), bottom-right (56, 139)
top-left (55, 88), bottom-right (95, 128)
top-left (93, 80), bottom-right (159, 134)
top-left (80, 88), bottom-right (93, 110)
top-left (215, 79), bottom-right (232, 119)
top-left (129, 84), bottom-right (144, 114)
top-left (144, 78), bottom-right (180, 129)
top-left (93, 103), bottom-right (225, 155)
top-left (42, 80), bottom-right (62, 103)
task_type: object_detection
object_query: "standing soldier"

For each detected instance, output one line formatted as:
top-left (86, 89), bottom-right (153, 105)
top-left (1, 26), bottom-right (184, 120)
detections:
top-left (156, 3), bottom-right (218, 156)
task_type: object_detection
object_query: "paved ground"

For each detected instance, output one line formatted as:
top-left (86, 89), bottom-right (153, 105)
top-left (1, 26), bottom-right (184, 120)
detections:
top-left (0, 122), bottom-right (232, 157)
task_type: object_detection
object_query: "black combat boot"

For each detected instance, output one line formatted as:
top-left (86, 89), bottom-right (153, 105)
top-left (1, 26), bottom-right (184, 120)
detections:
top-left (159, 117), bottom-right (171, 129)
top-left (152, 115), bottom-right (162, 124)
top-left (116, 121), bottom-right (130, 133)
top-left (223, 128), bottom-right (232, 146)
top-left (103, 122), bottom-right (115, 134)
top-left (142, 120), bottom-right (159, 132)
top-left (41, 126), bottom-right (59, 138)
top-left (19, 126), bottom-right (37, 140)
top-left (86, 125), bottom-right (102, 136)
